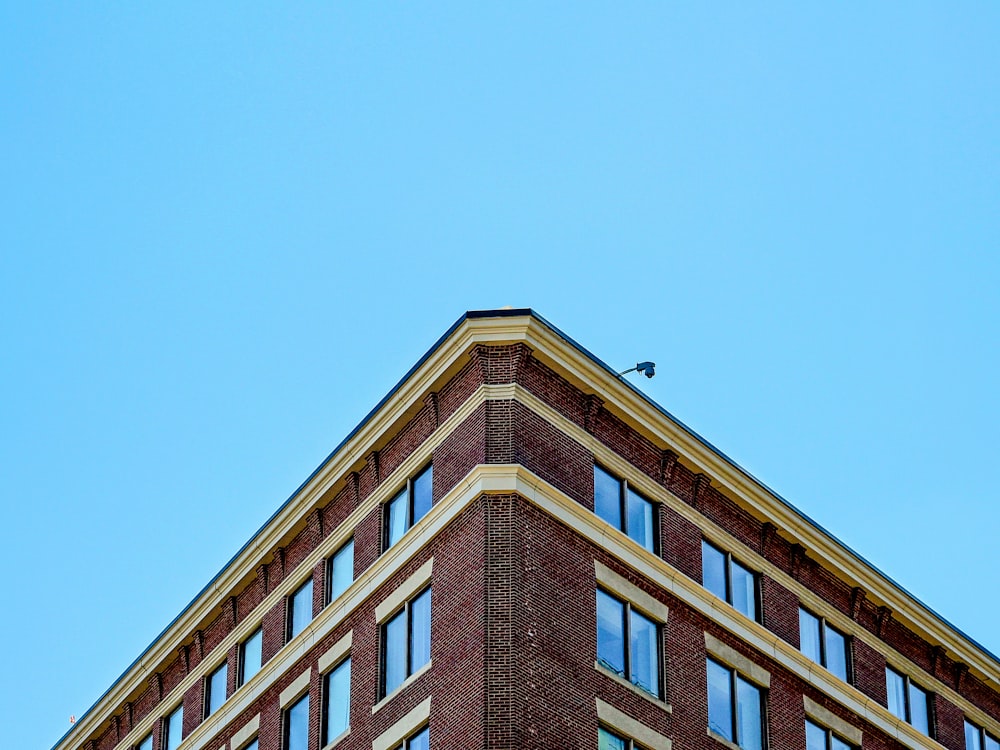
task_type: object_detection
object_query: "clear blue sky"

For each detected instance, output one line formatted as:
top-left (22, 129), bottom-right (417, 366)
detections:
top-left (2, 5), bottom-right (998, 749)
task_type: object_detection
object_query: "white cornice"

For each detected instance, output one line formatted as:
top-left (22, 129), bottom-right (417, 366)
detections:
top-left (60, 312), bottom-right (1000, 750)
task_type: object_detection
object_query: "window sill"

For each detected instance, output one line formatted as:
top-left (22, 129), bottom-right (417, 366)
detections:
top-left (320, 726), bottom-right (350, 750)
top-left (371, 660), bottom-right (432, 715)
top-left (707, 728), bottom-right (742, 750)
top-left (593, 662), bottom-right (671, 713)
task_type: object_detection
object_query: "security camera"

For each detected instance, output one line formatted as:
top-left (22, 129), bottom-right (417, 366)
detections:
top-left (636, 362), bottom-right (655, 378)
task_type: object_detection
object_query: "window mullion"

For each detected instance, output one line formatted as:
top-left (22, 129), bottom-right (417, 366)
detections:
top-left (724, 553), bottom-right (733, 605)
top-left (622, 602), bottom-right (631, 679)
top-left (620, 479), bottom-right (628, 535)
top-left (731, 670), bottom-right (739, 742)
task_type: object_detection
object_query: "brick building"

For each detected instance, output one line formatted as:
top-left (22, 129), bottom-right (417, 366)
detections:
top-left (54, 308), bottom-right (1000, 750)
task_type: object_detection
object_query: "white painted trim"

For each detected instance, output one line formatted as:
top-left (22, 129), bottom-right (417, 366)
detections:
top-left (705, 632), bottom-right (771, 688)
top-left (229, 714), bottom-right (259, 750)
top-left (279, 668), bottom-right (311, 708)
top-left (371, 697), bottom-right (431, 750)
top-left (374, 558), bottom-right (434, 623)
top-left (596, 698), bottom-right (671, 749)
top-left (804, 695), bottom-right (863, 745)
top-left (318, 631), bottom-right (352, 674)
top-left (595, 560), bottom-right (669, 622)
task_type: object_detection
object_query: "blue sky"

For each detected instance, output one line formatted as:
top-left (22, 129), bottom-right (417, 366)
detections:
top-left (2, 5), bottom-right (998, 749)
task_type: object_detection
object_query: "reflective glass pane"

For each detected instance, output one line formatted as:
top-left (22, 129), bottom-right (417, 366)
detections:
top-left (596, 590), bottom-right (626, 676)
top-left (286, 694), bottom-right (309, 750)
top-left (731, 560), bottom-right (757, 621)
top-left (985, 734), bottom-right (1000, 750)
top-left (330, 539), bottom-right (354, 603)
top-left (909, 682), bottom-right (929, 734)
top-left (412, 465), bottom-right (433, 525)
top-left (707, 658), bottom-right (734, 742)
top-left (410, 588), bottom-right (432, 672)
top-left (138, 734), bottom-right (153, 750)
top-left (736, 676), bottom-right (763, 750)
top-left (594, 466), bottom-right (622, 531)
top-left (384, 609), bottom-right (407, 695)
top-left (207, 662), bottom-right (227, 715)
top-left (967, 723), bottom-right (984, 750)
top-left (799, 609), bottom-right (822, 664)
top-left (626, 488), bottom-right (655, 552)
top-left (165, 705), bottom-right (183, 750)
top-left (407, 727), bottom-right (429, 750)
top-left (805, 720), bottom-right (827, 750)
top-left (240, 628), bottom-right (262, 686)
top-left (824, 626), bottom-right (848, 681)
top-left (831, 735), bottom-right (853, 750)
top-left (244, 742), bottom-right (258, 750)
top-left (702, 541), bottom-right (727, 601)
top-left (289, 579), bottom-right (313, 639)
top-left (629, 609), bottom-right (659, 695)
top-left (599, 727), bottom-right (627, 750)
top-left (886, 668), bottom-right (907, 720)
top-left (387, 489), bottom-right (408, 547)
top-left (324, 657), bottom-right (351, 743)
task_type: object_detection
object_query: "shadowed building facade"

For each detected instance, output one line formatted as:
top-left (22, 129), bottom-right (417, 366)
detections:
top-left (55, 309), bottom-right (1000, 750)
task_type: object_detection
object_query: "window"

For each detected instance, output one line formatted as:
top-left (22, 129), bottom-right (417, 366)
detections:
top-left (799, 608), bottom-right (849, 681)
top-left (238, 627), bottom-right (263, 687)
top-left (385, 465), bottom-right (433, 549)
top-left (287, 578), bottom-right (314, 641)
top-left (594, 465), bottom-right (656, 552)
top-left (806, 719), bottom-right (854, 750)
top-left (327, 538), bottom-right (354, 605)
top-left (322, 657), bottom-right (351, 744)
top-left (204, 661), bottom-right (228, 717)
top-left (283, 693), bottom-right (309, 750)
top-left (707, 657), bottom-right (765, 750)
top-left (599, 726), bottom-right (648, 750)
top-left (596, 590), bottom-right (660, 697)
top-left (382, 587), bottom-right (431, 697)
top-left (702, 539), bottom-right (758, 621)
top-left (395, 727), bottom-right (429, 750)
top-left (966, 719), bottom-right (1000, 750)
top-left (886, 666), bottom-right (931, 735)
top-left (136, 733), bottom-right (153, 750)
top-left (241, 742), bottom-right (258, 750)
top-left (162, 704), bottom-right (184, 750)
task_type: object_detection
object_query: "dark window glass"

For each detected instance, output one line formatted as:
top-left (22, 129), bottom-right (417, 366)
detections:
top-left (238, 628), bottom-right (263, 687)
top-left (707, 658), bottom-right (764, 749)
top-left (328, 538), bottom-right (354, 604)
top-left (593, 465), bottom-right (655, 552)
top-left (702, 540), bottom-right (759, 621)
top-left (163, 705), bottom-right (183, 750)
top-left (596, 590), bottom-right (660, 697)
top-left (406, 727), bottom-right (429, 750)
top-left (205, 661), bottom-right (228, 716)
top-left (137, 734), bottom-right (153, 750)
top-left (599, 727), bottom-right (628, 750)
top-left (799, 608), bottom-right (849, 682)
top-left (702, 540), bottom-right (727, 601)
top-left (323, 657), bottom-right (351, 744)
top-left (382, 587), bottom-right (432, 697)
top-left (707, 658), bottom-right (734, 742)
top-left (886, 667), bottom-right (931, 736)
top-left (807, 719), bottom-right (855, 750)
top-left (284, 693), bottom-right (309, 750)
top-left (629, 608), bottom-right (658, 695)
top-left (385, 465), bottom-right (433, 549)
top-left (288, 578), bottom-right (314, 640)
top-left (595, 465), bottom-right (623, 530)
top-left (596, 590), bottom-right (626, 676)
top-left (805, 721), bottom-right (826, 750)
top-left (909, 682), bottom-right (929, 735)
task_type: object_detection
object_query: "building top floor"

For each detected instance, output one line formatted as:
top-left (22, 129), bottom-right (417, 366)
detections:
top-left (56, 309), bottom-right (1000, 750)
